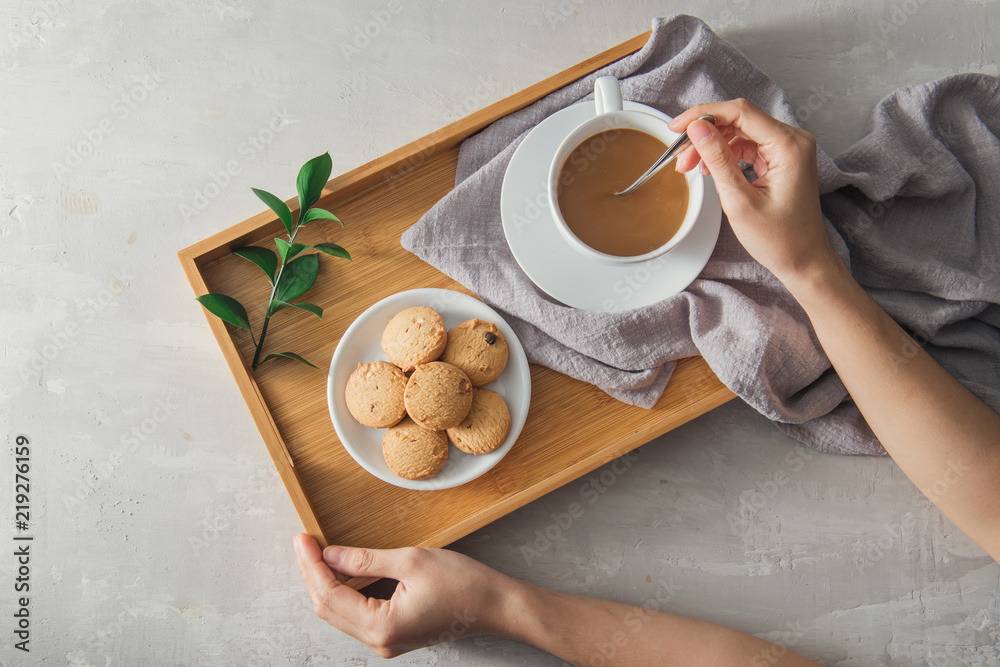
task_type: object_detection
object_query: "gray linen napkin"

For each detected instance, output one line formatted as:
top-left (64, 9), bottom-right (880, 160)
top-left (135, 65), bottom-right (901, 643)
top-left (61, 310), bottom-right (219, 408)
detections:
top-left (401, 15), bottom-right (1000, 455)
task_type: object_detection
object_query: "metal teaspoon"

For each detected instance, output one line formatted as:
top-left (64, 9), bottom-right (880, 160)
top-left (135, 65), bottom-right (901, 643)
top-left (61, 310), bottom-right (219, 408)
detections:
top-left (613, 114), bottom-right (716, 196)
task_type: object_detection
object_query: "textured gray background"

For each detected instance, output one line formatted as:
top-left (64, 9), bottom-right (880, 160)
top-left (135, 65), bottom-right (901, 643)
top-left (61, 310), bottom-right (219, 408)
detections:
top-left (1, 1), bottom-right (998, 665)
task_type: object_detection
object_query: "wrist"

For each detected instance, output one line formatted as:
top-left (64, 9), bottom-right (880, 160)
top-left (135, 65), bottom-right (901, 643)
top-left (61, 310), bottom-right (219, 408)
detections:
top-left (487, 576), bottom-right (561, 646)
top-left (475, 571), bottom-right (534, 640)
top-left (778, 247), bottom-right (855, 307)
top-left (492, 577), bottom-right (594, 663)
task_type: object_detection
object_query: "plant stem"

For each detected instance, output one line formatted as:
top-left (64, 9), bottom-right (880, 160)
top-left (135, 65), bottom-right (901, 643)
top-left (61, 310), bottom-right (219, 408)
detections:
top-left (251, 313), bottom-right (271, 369)
top-left (250, 211), bottom-right (304, 369)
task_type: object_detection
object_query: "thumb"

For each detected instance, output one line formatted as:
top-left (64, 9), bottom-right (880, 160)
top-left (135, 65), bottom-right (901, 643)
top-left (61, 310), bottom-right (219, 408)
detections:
top-left (685, 119), bottom-right (754, 210)
top-left (323, 545), bottom-right (411, 579)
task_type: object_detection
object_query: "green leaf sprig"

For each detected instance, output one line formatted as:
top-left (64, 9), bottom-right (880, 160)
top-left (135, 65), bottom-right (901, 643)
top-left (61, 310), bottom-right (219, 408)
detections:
top-left (196, 152), bottom-right (351, 370)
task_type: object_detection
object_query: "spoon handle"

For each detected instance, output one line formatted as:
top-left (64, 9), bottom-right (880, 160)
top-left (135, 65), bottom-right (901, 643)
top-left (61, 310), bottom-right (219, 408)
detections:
top-left (614, 114), bottom-right (715, 197)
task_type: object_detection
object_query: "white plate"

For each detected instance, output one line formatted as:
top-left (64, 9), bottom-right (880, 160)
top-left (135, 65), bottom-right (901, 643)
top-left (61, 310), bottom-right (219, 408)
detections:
top-left (501, 101), bottom-right (723, 312)
top-left (327, 288), bottom-right (531, 491)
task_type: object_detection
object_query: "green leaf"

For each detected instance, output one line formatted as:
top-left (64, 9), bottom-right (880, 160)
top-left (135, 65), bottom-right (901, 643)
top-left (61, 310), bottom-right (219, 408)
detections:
top-left (296, 152), bottom-right (332, 215)
top-left (270, 300), bottom-right (323, 318)
top-left (273, 253), bottom-right (319, 304)
top-left (301, 208), bottom-right (343, 227)
top-left (274, 238), bottom-right (307, 263)
top-left (195, 294), bottom-right (251, 331)
top-left (233, 246), bottom-right (278, 284)
top-left (252, 188), bottom-right (293, 237)
top-left (263, 351), bottom-right (320, 369)
top-left (311, 243), bottom-right (352, 262)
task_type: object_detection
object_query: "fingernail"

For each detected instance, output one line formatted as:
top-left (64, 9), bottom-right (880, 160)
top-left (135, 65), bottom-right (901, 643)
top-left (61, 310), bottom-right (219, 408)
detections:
top-left (323, 546), bottom-right (345, 566)
top-left (687, 120), bottom-right (712, 145)
top-left (293, 537), bottom-right (303, 557)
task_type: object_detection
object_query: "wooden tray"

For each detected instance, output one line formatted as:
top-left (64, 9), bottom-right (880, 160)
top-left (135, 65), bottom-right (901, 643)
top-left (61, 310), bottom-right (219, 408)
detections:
top-left (178, 30), bottom-right (735, 590)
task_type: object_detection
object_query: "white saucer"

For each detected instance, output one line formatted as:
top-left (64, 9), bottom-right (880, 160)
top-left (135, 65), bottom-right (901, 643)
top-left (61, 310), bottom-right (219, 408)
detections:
top-left (327, 289), bottom-right (531, 491)
top-left (500, 101), bottom-right (722, 312)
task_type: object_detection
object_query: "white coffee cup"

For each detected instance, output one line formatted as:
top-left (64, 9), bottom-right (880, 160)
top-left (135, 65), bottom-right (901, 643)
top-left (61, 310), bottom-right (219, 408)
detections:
top-left (547, 76), bottom-right (704, 264)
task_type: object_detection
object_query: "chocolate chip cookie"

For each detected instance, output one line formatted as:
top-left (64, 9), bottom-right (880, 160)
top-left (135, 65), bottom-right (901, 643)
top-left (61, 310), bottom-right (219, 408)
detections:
top-left (440, 318), bottom-right (508, 386)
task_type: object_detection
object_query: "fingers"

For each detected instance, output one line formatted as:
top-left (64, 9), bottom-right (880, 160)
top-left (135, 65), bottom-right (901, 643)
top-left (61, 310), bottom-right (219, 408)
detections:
top-left (674, 142), bottom-right (703, 173)
top-left (324, 544), bottom-right (419, 580)
top-left (293, 534), bottom-right (374, 629)
top-left (682, 119), bottom-right (756, 207)
top-left (727, 137), bottom-right (759, 166)
top-left (674, 131), bottom-right (759, 175)
top-left (669, 98), bottom-right (793, 145)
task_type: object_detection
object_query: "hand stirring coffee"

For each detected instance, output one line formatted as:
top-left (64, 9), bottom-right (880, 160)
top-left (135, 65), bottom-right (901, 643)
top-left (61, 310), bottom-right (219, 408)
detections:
top-left (613, 114), bottom-right (715, 196)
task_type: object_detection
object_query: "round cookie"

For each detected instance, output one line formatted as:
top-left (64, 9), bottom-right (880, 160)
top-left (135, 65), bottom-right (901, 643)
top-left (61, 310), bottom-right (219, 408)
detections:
top-left (440, 319), bottom-right (508, 386)
top-left (446, 388), bottom-right (511, 455)
top-left (344, 361), bottom-right (408, 428)
top-left (404, 361), bottom-right (473, 431)
top-left (382, 417), bottom-right (448, 480)
top-left (381, 307), bottom-right (448, 373)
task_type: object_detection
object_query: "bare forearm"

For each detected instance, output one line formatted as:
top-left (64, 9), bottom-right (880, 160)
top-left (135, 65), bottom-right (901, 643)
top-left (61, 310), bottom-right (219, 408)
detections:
top-left (496, 579), bottom-right (817, 666)
top-left (785, 252), bottom-right (1000, 559)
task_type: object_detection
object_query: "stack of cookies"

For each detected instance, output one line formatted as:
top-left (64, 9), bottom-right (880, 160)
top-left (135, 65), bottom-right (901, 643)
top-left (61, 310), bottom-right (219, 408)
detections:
top-left (344, 306), bottom-right (511, 480)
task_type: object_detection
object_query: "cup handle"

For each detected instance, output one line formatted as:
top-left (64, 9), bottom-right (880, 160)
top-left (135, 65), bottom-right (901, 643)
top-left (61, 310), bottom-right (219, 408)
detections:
top-left (594, 76), bottom-right (623, 115)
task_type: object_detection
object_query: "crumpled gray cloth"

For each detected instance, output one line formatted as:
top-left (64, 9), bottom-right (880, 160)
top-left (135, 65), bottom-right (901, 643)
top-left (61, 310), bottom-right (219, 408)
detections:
top-left (401, 15), bottom-right (1000, 455)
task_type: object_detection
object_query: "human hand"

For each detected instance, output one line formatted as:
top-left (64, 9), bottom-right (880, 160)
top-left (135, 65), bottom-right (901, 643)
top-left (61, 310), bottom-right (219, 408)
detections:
top-left (293, 534), bottom-right (516, 658)
top-left (670, 99), bottom-right (840, 289)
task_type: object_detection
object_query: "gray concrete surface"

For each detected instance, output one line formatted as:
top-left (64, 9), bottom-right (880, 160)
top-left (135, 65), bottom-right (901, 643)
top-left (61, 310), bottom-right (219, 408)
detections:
top-left (1, 1), bottom-right (998, 664)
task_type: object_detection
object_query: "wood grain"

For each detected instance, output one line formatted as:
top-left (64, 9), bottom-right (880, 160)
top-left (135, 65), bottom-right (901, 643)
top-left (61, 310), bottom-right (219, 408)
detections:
top-left (178, 30), bottom-right (735, 590)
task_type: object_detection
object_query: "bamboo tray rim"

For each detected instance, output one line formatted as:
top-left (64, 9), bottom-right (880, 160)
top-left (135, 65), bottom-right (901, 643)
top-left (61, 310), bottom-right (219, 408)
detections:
top-left (177, 29), bottom-right (734, 590)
